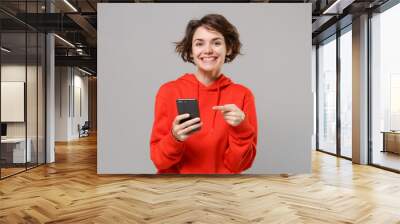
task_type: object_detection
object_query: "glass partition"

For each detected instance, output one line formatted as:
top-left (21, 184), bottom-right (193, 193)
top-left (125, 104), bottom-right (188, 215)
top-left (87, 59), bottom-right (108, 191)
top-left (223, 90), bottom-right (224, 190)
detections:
top-left (317, 35), bottom-right (337, 155)
top-left (1, 31), bottom-right (28, 177)
top-left (27, 31), bottom-right (38, 169)
top-left (339, 27), bottom-right (352, 158)
top-left (0, 1), bottom-right (46, 179)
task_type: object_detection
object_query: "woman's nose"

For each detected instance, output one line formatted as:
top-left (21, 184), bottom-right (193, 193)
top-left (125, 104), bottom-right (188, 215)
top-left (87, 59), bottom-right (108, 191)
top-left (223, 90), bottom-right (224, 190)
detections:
top-left (204, 44), bottom-right (213, 53)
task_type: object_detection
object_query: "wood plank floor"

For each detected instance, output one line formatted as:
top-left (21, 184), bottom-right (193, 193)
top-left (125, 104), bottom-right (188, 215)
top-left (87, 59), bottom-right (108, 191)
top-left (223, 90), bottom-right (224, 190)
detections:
top-left (1, 134), bottom-right (400, 224)
top-left (1, 167), bottom-right (26, 178)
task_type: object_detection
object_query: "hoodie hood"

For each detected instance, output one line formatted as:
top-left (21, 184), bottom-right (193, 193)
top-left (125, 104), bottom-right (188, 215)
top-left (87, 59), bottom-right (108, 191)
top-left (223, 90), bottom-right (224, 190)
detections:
top-left (177, 73), bottom-right (232, 91)
top-left (177, 73), bottom-right (233, 129)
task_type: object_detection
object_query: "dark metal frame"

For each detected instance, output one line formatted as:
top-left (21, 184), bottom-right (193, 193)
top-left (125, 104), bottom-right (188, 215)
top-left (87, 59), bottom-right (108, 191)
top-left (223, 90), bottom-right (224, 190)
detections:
top-left (316, 44), bottom-right (319, 151)
top-left (25, 2), bottom-right (28, 171)
top-left (44, 0), bottom-right (47, 165)
top-left (336, 26), bottom-right (341, 159)
top-left (36, 2), bottom-right (39, 168)
top-left (0, 24), bottom-right (2, 179)
top-left (367, 10), bottom-right (373, 166)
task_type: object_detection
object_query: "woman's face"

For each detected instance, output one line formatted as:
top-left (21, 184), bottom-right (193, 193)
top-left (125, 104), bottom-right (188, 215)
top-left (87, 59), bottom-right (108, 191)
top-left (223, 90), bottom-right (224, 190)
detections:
top-left (191, 26), bottom-right (229, 75)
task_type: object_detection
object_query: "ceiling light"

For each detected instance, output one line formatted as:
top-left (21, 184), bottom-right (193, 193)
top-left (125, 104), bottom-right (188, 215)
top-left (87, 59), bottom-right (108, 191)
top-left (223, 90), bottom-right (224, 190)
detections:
top-left (76, 48), bottom-right (84, 55)
top-left (78, 67), bottom-right (93, 76)
top-left (54, 34), bottom-right (75, 48)
top-left (322, 0), bottom-right (341, 14)
top-left (63, 0), bottom-right (78, 12)
top-left (1, 47), bottom-right (11, 53)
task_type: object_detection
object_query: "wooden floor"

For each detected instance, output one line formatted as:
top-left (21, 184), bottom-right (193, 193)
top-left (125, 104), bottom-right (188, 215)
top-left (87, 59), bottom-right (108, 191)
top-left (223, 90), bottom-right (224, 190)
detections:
top-left (1, 134), bottom-right (400, 223)
top-left (0, 167), bottom-right (26, 178)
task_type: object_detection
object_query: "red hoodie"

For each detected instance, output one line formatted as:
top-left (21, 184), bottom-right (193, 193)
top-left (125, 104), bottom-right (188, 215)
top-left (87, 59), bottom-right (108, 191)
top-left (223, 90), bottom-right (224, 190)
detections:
top-left (150, 73), bottom-right (257, 174)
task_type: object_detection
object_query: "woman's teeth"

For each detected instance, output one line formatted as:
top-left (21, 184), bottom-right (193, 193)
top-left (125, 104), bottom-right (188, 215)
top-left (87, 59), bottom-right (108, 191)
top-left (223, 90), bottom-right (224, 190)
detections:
top-left (202, 57), bottom-right (216, 62)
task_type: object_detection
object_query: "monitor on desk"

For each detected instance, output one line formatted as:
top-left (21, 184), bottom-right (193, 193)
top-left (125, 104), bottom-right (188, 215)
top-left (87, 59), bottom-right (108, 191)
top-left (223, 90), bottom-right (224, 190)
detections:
top-left (1, 123), bottom-right (7, 138)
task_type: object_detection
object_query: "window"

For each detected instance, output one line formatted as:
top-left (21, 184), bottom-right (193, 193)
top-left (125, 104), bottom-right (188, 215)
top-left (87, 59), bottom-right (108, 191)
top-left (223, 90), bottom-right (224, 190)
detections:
top-left (318, 36), bottom-right (337, 154)
top-left (371, 2), bottom-right (400, 171)
top-left (339, 28), bottom-right (352, 158)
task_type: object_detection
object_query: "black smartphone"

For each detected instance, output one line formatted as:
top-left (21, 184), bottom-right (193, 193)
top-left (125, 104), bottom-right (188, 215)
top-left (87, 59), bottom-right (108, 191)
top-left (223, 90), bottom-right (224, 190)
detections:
top-left (176, 99), bottom-right (201, 132)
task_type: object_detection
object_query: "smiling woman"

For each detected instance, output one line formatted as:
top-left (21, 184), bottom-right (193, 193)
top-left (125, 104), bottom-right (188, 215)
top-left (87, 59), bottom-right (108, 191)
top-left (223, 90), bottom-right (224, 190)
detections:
top-left (149, 14), bottom-right (258, 174)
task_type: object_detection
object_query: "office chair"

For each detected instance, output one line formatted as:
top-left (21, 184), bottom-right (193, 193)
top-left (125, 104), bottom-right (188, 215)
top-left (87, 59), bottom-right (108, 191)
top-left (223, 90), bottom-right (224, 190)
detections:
top-left (79, 121), bottom-right (90, 138)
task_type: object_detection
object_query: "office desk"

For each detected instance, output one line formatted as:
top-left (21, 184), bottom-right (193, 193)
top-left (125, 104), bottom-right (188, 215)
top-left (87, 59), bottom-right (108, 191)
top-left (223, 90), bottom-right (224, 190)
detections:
top-left (1, 138), bottom-right (32, 164)
top-left (381, 131), bottom-right (400, 154)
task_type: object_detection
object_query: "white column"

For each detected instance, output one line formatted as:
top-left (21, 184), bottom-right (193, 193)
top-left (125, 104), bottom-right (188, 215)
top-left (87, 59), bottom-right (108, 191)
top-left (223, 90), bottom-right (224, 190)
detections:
top-left (352, 14), bottom-right (369, 164)
top-left (46, 32), bottom-right (55, 163)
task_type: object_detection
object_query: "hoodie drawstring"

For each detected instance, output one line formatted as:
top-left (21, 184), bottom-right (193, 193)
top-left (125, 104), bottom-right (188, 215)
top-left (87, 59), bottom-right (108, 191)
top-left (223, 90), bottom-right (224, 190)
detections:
top-left (212, 86), bottom-right (221, 129)
top-left (197, 81), bottom-right (200, 102)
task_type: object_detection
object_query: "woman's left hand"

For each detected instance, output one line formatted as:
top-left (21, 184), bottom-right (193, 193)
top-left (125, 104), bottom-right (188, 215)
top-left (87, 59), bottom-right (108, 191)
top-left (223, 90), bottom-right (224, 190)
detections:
top-left (212, 104), bottom-right (245, 127)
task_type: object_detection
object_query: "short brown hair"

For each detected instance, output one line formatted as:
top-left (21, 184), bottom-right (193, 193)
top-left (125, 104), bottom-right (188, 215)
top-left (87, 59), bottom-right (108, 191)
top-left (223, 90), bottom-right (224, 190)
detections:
top-left (175, 14), bottom-right (242, 64)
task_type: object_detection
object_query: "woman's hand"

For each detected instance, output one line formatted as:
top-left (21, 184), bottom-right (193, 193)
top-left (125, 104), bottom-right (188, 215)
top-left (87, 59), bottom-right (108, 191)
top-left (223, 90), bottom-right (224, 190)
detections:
top-left (212, 104), bottom-right (245, 127)
top-left (172, 114), bottom-right (202, 141)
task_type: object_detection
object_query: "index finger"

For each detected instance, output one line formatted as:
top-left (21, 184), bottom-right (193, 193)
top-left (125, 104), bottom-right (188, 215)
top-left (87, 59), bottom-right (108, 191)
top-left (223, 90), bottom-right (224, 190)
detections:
top-left (212, 105), bottom-right (230, 112)
top-left (213, 104), bottom-right (237, 112)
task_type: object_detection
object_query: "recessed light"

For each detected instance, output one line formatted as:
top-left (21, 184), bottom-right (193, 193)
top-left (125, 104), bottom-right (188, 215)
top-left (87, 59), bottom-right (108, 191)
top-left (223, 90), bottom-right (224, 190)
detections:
top-left (78, 67), bottom-right (93, 76)
top-left (54, 34), bottom-right (75, 48)
top-left (1, 47), bottom-right (11, 53)
top-left (63, 0), bottom-right (78, 12)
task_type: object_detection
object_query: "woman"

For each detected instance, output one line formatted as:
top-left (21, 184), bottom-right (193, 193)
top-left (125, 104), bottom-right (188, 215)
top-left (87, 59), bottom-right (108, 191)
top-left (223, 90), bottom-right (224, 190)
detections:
top-left (150, 14), bottom-right (258, 174)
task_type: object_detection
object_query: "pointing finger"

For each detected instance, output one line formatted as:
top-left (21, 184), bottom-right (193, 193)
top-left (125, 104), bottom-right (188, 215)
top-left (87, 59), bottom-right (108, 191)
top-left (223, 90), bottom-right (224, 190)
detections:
top-left (212, 105), bottom-right (230, 112)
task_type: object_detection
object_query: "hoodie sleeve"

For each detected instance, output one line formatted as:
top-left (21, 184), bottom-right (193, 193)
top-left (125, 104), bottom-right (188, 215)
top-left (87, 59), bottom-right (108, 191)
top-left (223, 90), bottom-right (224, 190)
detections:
top-left (150, 86), bottom-right (185, 172)
top-left (223, 90), bottom-right (258, 173)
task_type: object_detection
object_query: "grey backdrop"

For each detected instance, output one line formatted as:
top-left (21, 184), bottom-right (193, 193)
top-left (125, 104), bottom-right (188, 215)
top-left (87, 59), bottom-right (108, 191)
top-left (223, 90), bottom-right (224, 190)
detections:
top-left (98, 3), bottom-right (312, 174)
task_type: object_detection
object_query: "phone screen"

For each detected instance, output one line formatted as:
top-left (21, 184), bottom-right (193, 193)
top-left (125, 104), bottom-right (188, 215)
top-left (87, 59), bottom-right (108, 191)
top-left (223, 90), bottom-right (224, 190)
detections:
top-left (176, 99), bottom-right (201, 131)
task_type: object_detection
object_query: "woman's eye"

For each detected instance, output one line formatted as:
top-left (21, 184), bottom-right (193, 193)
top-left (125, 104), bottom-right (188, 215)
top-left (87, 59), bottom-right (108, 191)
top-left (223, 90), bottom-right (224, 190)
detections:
top-left (195, 42), bottom-right (203, 46)
top-left (214, 42), bottom-right (222, 46)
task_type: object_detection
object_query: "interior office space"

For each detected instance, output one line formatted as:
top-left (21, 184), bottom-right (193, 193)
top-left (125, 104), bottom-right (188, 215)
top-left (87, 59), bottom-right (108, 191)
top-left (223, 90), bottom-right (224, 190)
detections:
top-left (0, 0), bottom-right (400, 223)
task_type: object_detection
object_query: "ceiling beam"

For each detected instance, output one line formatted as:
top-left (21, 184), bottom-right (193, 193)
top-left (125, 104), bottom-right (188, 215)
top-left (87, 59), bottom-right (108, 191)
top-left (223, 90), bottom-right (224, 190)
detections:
top-left (55, 55), bottom-right (96, 70)
top-left (67, 13), bottom-right (97, 46)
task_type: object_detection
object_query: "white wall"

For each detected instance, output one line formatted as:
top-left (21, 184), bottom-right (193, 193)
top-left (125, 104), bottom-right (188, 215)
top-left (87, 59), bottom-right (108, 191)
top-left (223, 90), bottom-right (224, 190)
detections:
top-left (55, 66), bottom-right (70, 141)
top-left (55, 67), bottom-right (89, 141)
top-left (1, 65), bottom-right (38, 138)
top-left (1, 66), bottom-right (26, 128)
top-left (72, 73), bottom-right (89, 138)
top-left (1, 82), bottom-right (24, 122)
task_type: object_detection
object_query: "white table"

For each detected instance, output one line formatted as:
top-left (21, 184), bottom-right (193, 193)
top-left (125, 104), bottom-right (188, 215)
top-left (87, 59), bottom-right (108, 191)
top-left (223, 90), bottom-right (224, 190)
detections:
top-left (1, 138), bottom-right (32, 163)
